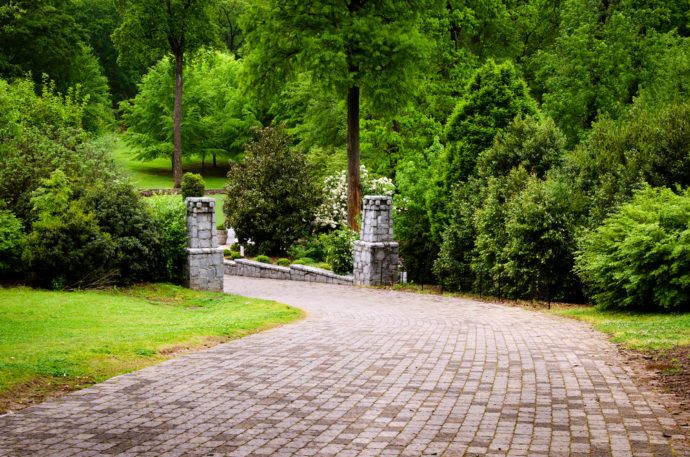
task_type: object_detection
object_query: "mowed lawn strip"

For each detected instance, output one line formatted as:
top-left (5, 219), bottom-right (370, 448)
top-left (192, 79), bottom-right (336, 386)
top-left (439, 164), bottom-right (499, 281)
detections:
top-left (552, 306), bottom-right (690, 351)
top-left (0, 284), bottom-right (302, 413)
top-left (111, 136), bottom-right (230, 190)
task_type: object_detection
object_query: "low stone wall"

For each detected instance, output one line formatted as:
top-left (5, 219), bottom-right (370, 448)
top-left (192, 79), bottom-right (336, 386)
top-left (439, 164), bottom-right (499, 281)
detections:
top-left (224, 259), bottom-right (353, 285)
top-left (289, 264), bottom-right (353, 285)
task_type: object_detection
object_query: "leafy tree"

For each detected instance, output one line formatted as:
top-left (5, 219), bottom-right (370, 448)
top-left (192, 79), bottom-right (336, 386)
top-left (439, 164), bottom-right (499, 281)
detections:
top-left (435, 112), bottom-right (569, 295)
top-left (432, 178), bottom-right (482, 291)
top-left (241, 0), bottom-right (438, 229)
top-left (122, 51), bottom-right (258, 168)
top-left (223, 127), bottom-right (321, 254)
top-left (113, 0), bottom-right (218, 187)
top-left (69, 0), bottom-right (142, 104)
top-left (216, 0), bottom-right (245, 57)
top-left (0, 1), bottom-right (113, 131)
top-left (502, 173), bottom-right (584, 301)
top-left (394, 137), bottom-right (443, 283)
top-left (536, 0), bottom-right (689, 142)
top-left (0, 78), bottom-right (116, 221)
top-left (427, 60), bottom-right (537, 243)
top-left (444, 59), bottom-right (538, 184)
top-left (566, 96), bottom-right (690, 226)
top-left (0, 0), bottom-right (84, 89)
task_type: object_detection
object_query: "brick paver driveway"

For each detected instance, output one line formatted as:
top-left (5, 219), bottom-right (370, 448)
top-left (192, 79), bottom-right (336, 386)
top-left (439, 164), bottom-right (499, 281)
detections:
top-left (1, 277), bottom-right (688, 456)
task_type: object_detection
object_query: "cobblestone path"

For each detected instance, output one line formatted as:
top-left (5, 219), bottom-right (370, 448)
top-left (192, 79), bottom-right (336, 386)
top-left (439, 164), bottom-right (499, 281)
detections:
top-left (1, 277), bottom-right (688, 456)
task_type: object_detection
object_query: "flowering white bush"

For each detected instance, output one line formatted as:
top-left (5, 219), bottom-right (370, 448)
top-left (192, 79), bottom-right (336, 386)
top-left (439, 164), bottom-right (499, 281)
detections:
top-left (315, 165), bottom-right (395, 229)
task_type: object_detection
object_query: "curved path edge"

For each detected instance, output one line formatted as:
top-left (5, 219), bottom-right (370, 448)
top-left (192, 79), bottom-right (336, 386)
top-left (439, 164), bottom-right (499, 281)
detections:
top-left (0, 276), bottom-right (688, 456)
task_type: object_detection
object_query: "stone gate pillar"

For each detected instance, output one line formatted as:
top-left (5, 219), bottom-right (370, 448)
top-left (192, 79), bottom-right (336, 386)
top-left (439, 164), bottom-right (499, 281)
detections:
top-left (353, 196), bottom-right (399, 286)
top-left (185, 197), bottom-right (224, 291)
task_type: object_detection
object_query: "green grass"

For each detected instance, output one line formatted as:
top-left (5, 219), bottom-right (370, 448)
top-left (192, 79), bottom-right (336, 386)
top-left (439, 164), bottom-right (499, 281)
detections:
top-left (212, 194), bottom-right (225, 227)
top-left (0, 284), bottom-right (301, 410)
top-left (553, 306), bottom-right (690, 350)
top-left (111, 136), bottom-right (230, 190)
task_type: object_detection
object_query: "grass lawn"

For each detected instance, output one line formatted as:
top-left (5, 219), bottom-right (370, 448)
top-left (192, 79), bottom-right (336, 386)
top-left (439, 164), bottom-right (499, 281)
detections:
top-left (212, 194), bottom-right (226, 227)
top-left (111, 136), bottom-right (230, 190)
top-left (552, 306), bottom-right (690, 351)
top-left (0, 284), bottom-right (302, 413)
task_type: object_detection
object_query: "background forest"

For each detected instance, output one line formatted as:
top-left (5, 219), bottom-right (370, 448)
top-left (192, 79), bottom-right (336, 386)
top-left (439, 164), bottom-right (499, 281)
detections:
top-left (1, 0), bottom-right (690, 312)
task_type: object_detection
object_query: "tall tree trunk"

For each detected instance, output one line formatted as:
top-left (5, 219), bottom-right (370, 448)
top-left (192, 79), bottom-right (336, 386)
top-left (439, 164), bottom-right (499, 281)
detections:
top-left (213, 153), bottom-right (217, 168)
top-left (347, 85), bottom-right (362, 231)
top-left (172, 51), bottom-right (184, 188)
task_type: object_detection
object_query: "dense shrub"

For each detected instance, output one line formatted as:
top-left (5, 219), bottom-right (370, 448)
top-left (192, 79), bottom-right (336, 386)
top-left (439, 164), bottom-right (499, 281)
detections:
top-left (502, 175), bottom-right (584, 301)
top-left (277, 258), bottom-right (290, 267)
top-left (144, 195), bottom-right (188, 283)
top-left (288, 237), bottom-right (325, 262)
top-left (23, 171), bottom-right (173, 288)
top-left (255, 255), bottom-right (270, 263)
top-left (224, 127), bottom-right (321, 254)
top-left (427, 61), bottom-right (538, 244)
top-left (83, 181), bottom-right (166, 284)
top-left (477, 116), bottom-right (565, 180)
top-left (576, 187), bottom-right (690, 312)
top-left (0, 208), bottom-right (26, 275)
top-left (181, 173), bottom-right (205, 199)
top-left (394, 138), bottom-right (442, 283)
top-left (320, 227), bottom-right (357, 275)
top-left (433, 179), bottom-right (483, 291)
top-left (567, 98), bottom-right (690, 226)
top-left (0, 78), bottom-right (117, 222)
top-left (23, 171), bottom-right (116, 289)
top-left (443, 60), bottom-right (538, 185)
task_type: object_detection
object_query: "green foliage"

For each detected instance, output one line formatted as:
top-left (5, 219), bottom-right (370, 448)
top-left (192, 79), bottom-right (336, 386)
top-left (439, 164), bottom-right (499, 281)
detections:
top-left (444, 60), bottom-right (538, 184)
top-left (81, 181), bottom-right (166, 285)
top-left (121, 51), bottom-right (258, 166)
top-left (435, 114), bottom-right (572, 299)
top-left (113, 0), bottom-right (218, 70)
top-left (536, 0), bottom-right (690, 142)
top-left (427, 60), bottom-right (538, 244)
top-left (255, 255), bottom-right (270, 264)
top-left (23, 171), bottom-right (116, 289)
top-left (23, 171), bottom-right (171, 289)
top-left (68, 0), bottom-right (142, 104)
top-left (276, 258), bottom-right (290, 267)
top-left (394, 137), bottom-right (443, 283)
top-left (501, 175), bottom-right (584, 301)
top-left (181, 173), bottom-right (205, 199)
top-left (567, 97), bottom-right (690, 226)
top-left (0, 78), bottom-right (116, 221)
top-left (143, 195), bottom-right (187, 283)
top-left (241, 0), bottom-right (436, 115)
top-left (231, 251), bottom-right (242, 260)
top-left (315, 165), bottom-right (395, 230)
top-left (0, 1), bottom-right (82, 90)
top-left (320, 227), bottom-right (357, 275)
top-left (0, 209), bottom-right (25, 275)
top-left (223, 127), bottom-right (321, 254)
top-left (433, 179), bottom-right (483, 291)
top-left (288, 237), bottom-right (325, 262)
top-left (477, 116), bottom-right (565, 179)
top-left (576, 187), bottom-right (690, 312)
